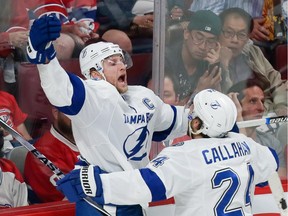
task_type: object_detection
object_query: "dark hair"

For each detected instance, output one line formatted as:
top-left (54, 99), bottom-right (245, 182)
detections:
top-left (227, 76), bottom-right (270, 101)
top-left (219, 7), bottom-right (254, 34)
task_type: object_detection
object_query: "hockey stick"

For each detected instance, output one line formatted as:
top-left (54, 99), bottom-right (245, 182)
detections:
top-left (0, 119), bottom-right (111, 216)
top-left (236, 116), bottom-right (287, 128)
top-left (268, 172), bottom-right (288, 216)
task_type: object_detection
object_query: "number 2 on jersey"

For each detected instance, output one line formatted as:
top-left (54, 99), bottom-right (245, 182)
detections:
top-left (211, 163), bottom-right (254, 216)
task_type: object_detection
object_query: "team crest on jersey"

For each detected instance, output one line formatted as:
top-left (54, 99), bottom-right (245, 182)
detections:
top-left (151, 156), bottom-right (169, 167)
top-left (123, 126), bottom-right (150, 161)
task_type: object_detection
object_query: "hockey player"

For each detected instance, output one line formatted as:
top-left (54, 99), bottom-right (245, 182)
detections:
top-left (26, 14), bottom-right (189, 215)
top-left (57, 89), bottom-right (279, 216)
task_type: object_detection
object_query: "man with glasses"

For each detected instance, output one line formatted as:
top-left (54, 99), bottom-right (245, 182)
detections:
top-left (219, 7), bottom-right (287, 116)
top-left (165, 10), bottom-right (231, 105)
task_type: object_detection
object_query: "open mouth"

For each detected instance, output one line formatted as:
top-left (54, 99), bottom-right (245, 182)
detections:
top-left (118, 74), bottom-right (126, 83)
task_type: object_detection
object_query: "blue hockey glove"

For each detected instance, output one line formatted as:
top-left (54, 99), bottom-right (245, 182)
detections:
top-left (27, 14), bottom-right (61, 64)
top-left (56, 166), bottom-right (103, 203)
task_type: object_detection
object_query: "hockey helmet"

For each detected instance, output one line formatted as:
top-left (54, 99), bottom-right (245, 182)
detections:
top-left (188, 89), bottom-right (237, 138)
top-left (79, 41), bottom-right (132, 79)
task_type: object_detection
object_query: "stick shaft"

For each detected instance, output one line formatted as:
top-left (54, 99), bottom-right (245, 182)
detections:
top-left (0, 119), bottom-right (110, 216)
top-left (237, 116), bottom-right (287, 128)
top-left (268, 172), bottom-right (288, 216)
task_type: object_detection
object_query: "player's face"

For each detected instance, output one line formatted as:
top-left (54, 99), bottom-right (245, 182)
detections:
top-left (103, 54), bottom-right (128, 93)
top-left (219, 14), bottom-right (249, 58)
top-left (184, 30), bottom-right (218, 60)
top-left (240, 86), bottom-right (265, 121)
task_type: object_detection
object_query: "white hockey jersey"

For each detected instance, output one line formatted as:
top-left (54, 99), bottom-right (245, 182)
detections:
top-left (99, 132), bottom-right (278, 216)
top-left (37, 59), bottom-right (188, 172)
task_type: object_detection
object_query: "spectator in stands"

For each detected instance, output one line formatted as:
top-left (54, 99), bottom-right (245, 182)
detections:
top-left (25, 0), bottom-right (133, 58)
top-left (146, 72), bottom-right (180, 106)
top-left (146, 72), bottom-right (183, 157)
top-left (0, 90), bottom-right (32, 153)
top-left (0, 130), bottom-right (29, 208)
top-left (227, 78), bottom-right (287, 179)
top-left (96, 0), bottom-right (153, 53)
top-left (0, 0), bottom-right (30, 96)
top-left (167, 0), bottom-right (193, 23)
top-left (165, 10), bottom-right (230, 104)
top-left (189, 0), bottom-right (272, 42)
top-left (218, 7), bottom-right (287, 116)
top-left (24, 107), bottom-right (79, 203)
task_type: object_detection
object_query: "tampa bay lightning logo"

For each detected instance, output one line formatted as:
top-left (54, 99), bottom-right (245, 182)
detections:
top-left (210, 101), bottom-right (221, 110)
top-left (123, 126), bottom-right (150, 161)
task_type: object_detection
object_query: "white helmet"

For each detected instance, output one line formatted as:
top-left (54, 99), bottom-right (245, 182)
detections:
top-left (189, 89), bottom-right (237, 138)
top-left (79, 42), bottom-right (124, 79)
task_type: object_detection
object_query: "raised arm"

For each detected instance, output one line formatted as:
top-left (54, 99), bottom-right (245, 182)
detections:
top-left (26, 14), bottom-right (86, 111)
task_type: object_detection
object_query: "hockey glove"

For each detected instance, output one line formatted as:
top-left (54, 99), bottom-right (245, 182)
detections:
top-left (56, 166), bottom-right (103, 203)
top-left (27, 14), bottom-right (61, 64)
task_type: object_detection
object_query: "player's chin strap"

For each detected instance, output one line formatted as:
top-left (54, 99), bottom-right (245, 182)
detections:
top-left (268, 171), bottom-right (287, 216)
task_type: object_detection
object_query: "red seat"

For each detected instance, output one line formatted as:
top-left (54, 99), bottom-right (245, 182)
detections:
top-left (274, 44), bottom-right (287, 80)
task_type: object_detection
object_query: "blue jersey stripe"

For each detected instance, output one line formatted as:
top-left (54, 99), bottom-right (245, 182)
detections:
top-left (152, 105), bottom-right (177, 142)
top-left (268, 147), bottom-right (279, 171)
top-left (139, 168), bottom-right (166, 202)
top-left (57, 73), bottom-right (85, 115)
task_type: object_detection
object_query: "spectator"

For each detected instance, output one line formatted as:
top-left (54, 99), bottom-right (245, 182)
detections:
top-left (0, 90), bottom-right (32, 153)
top-left (97, 0), bottom-right (153, 53)
top-left (26, 14), bottom-right (190, 215)
top-left (165, 10), bottom-right (230, 104)
top-left (0, 130), bottom-right (29, 208)
top-left (0, 0), bottom-right (29, 96)
top-left (26, 0), bottom-right (133, 58)
top-left (189, 0), bottom-right (271, 42)
top-left (218, 7), bottom-right (287, 116)
top-left (24, 107), bottom-right (79, 203)
top-left (57, 89), bottom-right (279, 216)
top-left (228, 78), bottom-right (287, 180)
top-left (146, 72), bottom-right (180, 106)
top-left (66, 0), bottom-right (133, 54)
top-left (146, 72), bottom-right (182, 158)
